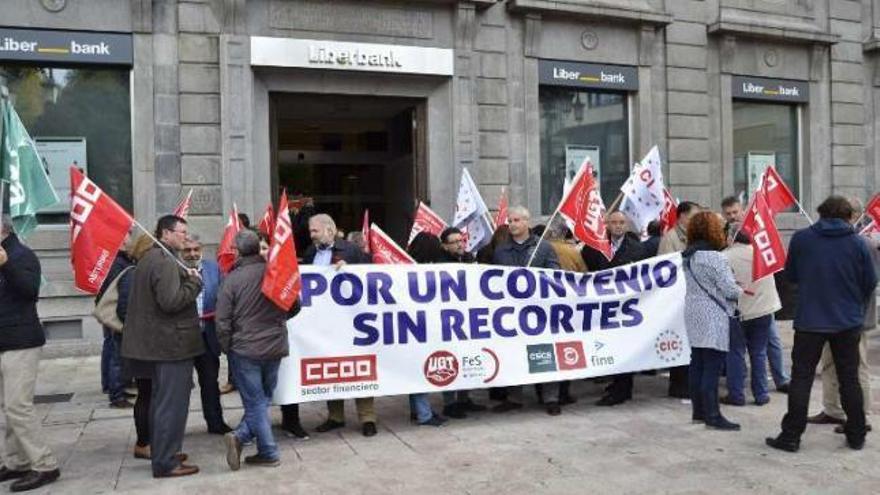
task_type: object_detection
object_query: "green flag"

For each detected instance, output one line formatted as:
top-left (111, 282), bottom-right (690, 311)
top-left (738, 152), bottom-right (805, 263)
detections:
top-left (0, 99), bottom-right (59, 236)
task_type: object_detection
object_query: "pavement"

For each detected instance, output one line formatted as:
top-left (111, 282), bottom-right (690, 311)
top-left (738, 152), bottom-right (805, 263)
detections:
top-left (9, 321), bottom-right (880, 494)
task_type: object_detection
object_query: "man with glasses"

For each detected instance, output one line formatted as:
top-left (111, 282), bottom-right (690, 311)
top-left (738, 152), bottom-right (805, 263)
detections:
top-left (121, 215), bottom-right (204, 478)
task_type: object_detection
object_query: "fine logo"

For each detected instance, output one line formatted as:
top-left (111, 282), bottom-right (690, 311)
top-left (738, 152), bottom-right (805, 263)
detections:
top-left (655, 330), bottom-right (684, 363)
top-left (526, 344), bottom-right (557, 373)
top-left (424, 351), bottom-right (459, 387)
top-left (555, 341), bottom-right (587, 371)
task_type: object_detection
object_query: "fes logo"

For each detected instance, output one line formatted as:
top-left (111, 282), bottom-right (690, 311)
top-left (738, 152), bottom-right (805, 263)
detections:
top-left (424, 351), bottom-right (459, 387)
top-left (555, 341), bottom-right (587, 371)
top-left (655, 330), bottom-right (684, 363)
top-left (527, 344), bottom-right (557, 373)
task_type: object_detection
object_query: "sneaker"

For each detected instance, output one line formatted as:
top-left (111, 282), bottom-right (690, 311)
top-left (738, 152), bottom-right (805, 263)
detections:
top-left (418, 416), bottom-right (447, 427)
top-left (281, 422), bottom-right (310, 440)
top-left (224, 432), bottom-right (242, 471)
top-left (244, 454), bottom-right (280, 467)
top-left (491, 401), bottom-right (523, 413)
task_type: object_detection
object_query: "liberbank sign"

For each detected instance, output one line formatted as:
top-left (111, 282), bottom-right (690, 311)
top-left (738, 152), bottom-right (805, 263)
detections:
top-left (0, 28), bottom-right (132, 66)
top-left (250, 37), bottom-right (454, 76)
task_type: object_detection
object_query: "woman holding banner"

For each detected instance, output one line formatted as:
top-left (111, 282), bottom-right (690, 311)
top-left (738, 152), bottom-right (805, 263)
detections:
top-left (682, 212), bottom-right (743, 431)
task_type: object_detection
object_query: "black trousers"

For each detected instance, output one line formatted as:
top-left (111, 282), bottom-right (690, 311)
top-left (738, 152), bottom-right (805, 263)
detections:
top-left (781, 329), bottom-right (865, 442)
top-left (605, 373), bottom-right (634, 400)
top-left (150, 359), bottom-right (194, 476)
top-left (133, 378), bottom-right (152, 447)
top-left (281, 403), bottom-right (301, 427)
top-left (193, 352), bottom-right (225, 430)
top-left (668, 365), bottom-right (690, 397)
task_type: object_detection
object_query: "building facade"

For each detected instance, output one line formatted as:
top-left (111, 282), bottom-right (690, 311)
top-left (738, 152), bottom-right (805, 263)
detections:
top-left (1, 0), bottom-right (878, 353)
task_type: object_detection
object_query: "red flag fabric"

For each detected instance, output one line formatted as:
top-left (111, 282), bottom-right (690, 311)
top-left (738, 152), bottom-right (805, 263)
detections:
top-left (370, 223), bottom-right (415, 264)
top-left (860, 221), bottom-right (880, 236)
top-left (557, 161), bottom-right (613, 260)
top-left (69, 167), bottom-right (134, 294)
top-left (172, 188), bottom-right (193, 219)
top-left (741, 190), bottom-right (786, 281)
top-left (362, 209), bottom-right (371, 253)
top-left (217, 205), bottom-right (242, 274)
top-left (407, 201), bottom-right (448, 246)
top-left (258, 202), bottom-right (275, 237)
top-left (761, 166), bottom-right (797, 214)
top-left (494, 187), bottom-right (509, 228)
top-left (261, 194), bottom-right (301, 310)
top-left (865, 193), bottom-right (880, 226)
top-left (659, 188), bottom-right (678, 234)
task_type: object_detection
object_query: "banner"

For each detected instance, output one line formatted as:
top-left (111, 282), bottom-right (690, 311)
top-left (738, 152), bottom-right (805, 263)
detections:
top-left (274, 254), bottom-right (689, 404)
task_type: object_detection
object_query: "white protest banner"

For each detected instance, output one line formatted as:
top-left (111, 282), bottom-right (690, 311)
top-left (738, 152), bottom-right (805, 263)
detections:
top-left (274, 253), bottom-right (689, 404)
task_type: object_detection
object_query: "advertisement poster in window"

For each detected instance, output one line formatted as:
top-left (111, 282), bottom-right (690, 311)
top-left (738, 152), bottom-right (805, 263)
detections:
top-left (564, 144), bottom-right (600, 191)
top-left (34, 137), bottom-right (87, 213)
top-left (747, 152), bottom-right (775, 197)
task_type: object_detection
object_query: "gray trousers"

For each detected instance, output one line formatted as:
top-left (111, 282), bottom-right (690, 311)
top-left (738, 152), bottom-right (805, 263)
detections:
top-left (150, 359), bottom-right (194, 476)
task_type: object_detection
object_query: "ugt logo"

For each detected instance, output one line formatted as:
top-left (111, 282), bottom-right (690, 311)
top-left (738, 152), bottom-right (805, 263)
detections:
top-left (424, 351), bottom-right (459, 387)
top-left (70, 175), bottom-right (102, 245)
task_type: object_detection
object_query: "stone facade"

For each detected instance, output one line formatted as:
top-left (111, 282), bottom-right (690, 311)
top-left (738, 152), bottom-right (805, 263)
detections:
top-left (3, 0), bottom-right (880, 354)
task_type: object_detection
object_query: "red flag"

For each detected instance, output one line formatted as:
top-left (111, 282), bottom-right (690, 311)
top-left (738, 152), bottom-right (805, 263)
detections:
top-left (761, 166), bottom-right (796, 215)
top-left (865, 193), bottom-right (880, 226)
top-left (172, 188), bottom-right (193, 219)
top-left (659, 188), bottom-right (678, 234)
top-left (557, 161), bottom-right (613, 260)
top-left (262, 194), bottom-right (301, 310)
top-left (742, 190), bottom-right (786, 281)
top-left (370, 223), bottom-right (415, 264)
top-left (860, 221), bottom-right (880, 236)
top-left (362, 209), bottom-right (371, 253)
top-left (258, 202), bottom-right (275, 237)
top-left (217, 205), bottom-right (242, 274)
top-left (407, 201), bottom-right (448, 246)
top-left (494, 187), bottom-right (509, 228)
top-left (69, 167), bottom-right (134, 294)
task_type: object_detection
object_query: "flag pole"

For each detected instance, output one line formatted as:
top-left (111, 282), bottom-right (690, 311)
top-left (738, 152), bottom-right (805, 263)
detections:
top-left (130, 218), bottom-right (191, 271)
top-left (526, 201), bottom-right (565, 268)
top-left (607, 191), bottom-right (625, 212)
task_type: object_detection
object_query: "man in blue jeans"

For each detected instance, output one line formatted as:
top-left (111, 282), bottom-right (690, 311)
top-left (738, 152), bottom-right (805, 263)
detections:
top-left (216, 230), bottom-right (299, 469)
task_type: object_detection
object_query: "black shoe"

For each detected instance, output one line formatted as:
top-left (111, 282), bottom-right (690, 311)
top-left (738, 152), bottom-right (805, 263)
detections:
top-left (807, 412), bottom-right (845, 425)
top-left (546, 402), bottom-right (562, 416)
top-left (834, 424), bottom-right (873, 434)
top-left (491, 401), bottom-right (523, 413)
top-left (109, 399), bottom-right (134, 409)
top-left (847, 437), bottom-right (866, 450)
top-left (668, 390), bottom-right (689, 399)
top-left (460, 400), bottom-right (487, 412)
top-left (442, 404), bottom-right (467, 419)
top-left (691, 415), bottom-right (705, 424)
top-left (362, 422), bottom-right (378, 437)
top-left (765, 435), bottom-right (799, 453)
top-left (208, 424), bottom-right (233, 435)
top-left (244, 454), bottom-right (281, 467)
top-left (418, 416), bottom-right (447, 427)
top-left (776, 382), bottom-right (790, 394)
top-left (754, 397), bottom-right (770, 406)
top-left (705, 416), bottom-right (740, 431)
top-left (315, 419), bottom-right (346, 433)
top-left (123, 391), bottom-right (137, 399)
top-left (282, 422), bottom-right (310, 440)
top-left (595, 394), bottom-right (627, 407)
top-left (9, 469), bottom-right (60, 492)
top-left (559, 394), bottom-right (578, 406)
top-left (720, 396), bottom-right (745, 407)
top-left (0, 467), bottom-right (28, 482)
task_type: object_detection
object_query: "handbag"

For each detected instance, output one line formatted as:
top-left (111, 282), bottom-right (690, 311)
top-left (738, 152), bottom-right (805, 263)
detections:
top-left (92, 266), bottom-right (133, 332)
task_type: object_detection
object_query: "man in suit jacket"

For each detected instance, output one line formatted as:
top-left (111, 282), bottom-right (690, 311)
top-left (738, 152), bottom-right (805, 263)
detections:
top-left (182, 235), bottom-right (231, 435)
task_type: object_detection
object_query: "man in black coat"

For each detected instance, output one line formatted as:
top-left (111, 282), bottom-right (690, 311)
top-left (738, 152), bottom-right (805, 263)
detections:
top-left (0, 215), bottom-right (60, 491)
top-left (582, 211), bottom-right (648, 406)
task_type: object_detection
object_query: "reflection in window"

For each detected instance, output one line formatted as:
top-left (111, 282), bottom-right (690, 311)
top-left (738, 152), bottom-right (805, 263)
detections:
top-left (0, 66), bottom-right (132, 221)
top-left (733, 101), bottom-right (799, 204)
top-left (539, 86), bottom-right (628, 214)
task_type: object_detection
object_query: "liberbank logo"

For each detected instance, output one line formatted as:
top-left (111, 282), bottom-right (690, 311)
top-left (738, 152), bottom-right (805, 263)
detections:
top-left (538, 60), bottom-right (639, 91)
top-left (740, 81), bottom-right (800, 98)
top-left (0, 28), bottom-right (132, 65)
top-left (552, 67), bottom-right (626, 85)
top-left (0, 37), bottom-right (110, 56)
top-left (308, 45), bottom-right (402, 69)
top-left (732, 76), bottom-right (809, 103)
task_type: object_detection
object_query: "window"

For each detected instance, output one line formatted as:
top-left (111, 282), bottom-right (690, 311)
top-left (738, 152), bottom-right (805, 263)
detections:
top-left (0, 66), bottom-right (132, 222)
top-left (732, 101), bottom-right (799, 202)
top-left (539, 86), bottom-right (629, 213)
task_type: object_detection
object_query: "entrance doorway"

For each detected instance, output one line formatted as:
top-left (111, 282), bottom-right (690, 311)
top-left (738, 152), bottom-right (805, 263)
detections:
top-left (271, 93), bottom-right (426, 244)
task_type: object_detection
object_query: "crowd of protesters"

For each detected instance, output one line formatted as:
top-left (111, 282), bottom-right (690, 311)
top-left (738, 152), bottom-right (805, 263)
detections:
top-left (0, 191), bottom-right (875, 489)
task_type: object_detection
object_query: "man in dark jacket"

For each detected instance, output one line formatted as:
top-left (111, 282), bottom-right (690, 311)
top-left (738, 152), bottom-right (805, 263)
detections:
top-left (218, 230), bottom-right (297, 470)
top-left (121, 215), bottom-right (203, 478)
top-left (96, 245), bottom-right (135, 408)
top-left (767, 196), bottom-right (878, 453)
top-left (492, 206), bottom-right (564, 416)
top-left (0, 215), bottom-right (60, 491)
top-left (181, 235), bottom-right (231, 435)
top-left (582, 211), bottom-right (648, 406)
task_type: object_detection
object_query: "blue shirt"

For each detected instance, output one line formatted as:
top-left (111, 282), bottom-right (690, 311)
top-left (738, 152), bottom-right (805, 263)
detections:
top-left (314, 246), bottom-right (333, 266)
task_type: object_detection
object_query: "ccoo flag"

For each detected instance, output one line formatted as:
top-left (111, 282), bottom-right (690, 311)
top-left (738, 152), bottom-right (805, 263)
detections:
top-left (217, 205), bottom-right (242, 274)
top-left (0, 100), bottom-right (59, 236)
top-left (69, 167), bottom-right (133, 294)
top-left (558, 160), bottom-right (613, 260)
top-left (262, 193), bottom-right (301, 310)
top-left (741, 189), bottom-right (786, 281)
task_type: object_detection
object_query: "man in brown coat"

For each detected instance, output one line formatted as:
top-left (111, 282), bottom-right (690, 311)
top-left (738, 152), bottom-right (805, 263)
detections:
top-left (121, 215), bottom-right (203, 478)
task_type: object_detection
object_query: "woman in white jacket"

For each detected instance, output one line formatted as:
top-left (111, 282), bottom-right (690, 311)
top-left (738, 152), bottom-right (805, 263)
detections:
top-left (723, 227), bottom-right (782, 407)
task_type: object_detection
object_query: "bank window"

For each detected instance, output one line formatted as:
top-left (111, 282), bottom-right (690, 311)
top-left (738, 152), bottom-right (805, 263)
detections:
top-left (0, 66), bottom-right (132, 222)
top-left (539, 86), bottom-right (629, 213)
top-left (733, 101), bottom-right (800, 203)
